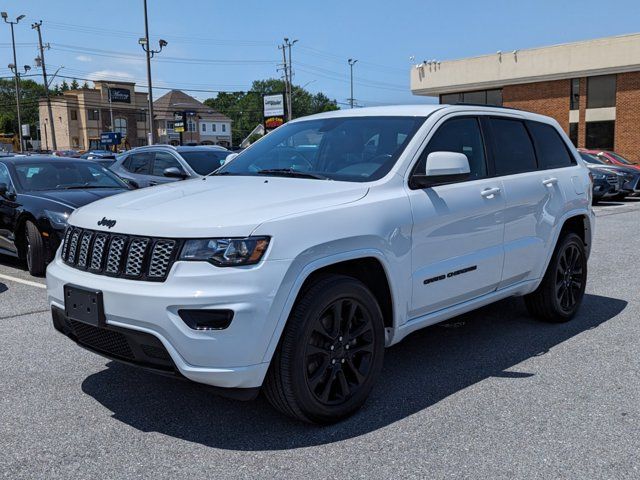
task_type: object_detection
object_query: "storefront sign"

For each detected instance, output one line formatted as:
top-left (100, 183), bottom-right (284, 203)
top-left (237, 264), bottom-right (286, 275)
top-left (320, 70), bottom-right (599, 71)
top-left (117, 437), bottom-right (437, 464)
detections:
top-left (263, 94), bottom-right (284, 117)
top-left (100, 132), bottom-right (122, 146)
top-left (109, 88), bottom-right (131, 103)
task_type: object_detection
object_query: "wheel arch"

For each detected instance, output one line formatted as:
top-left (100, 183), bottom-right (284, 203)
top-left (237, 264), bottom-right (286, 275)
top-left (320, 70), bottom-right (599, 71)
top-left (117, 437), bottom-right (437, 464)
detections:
top-left (261, 249), bottom-right (398, 364)
top-left (14, 212), bottom-right (38, 259)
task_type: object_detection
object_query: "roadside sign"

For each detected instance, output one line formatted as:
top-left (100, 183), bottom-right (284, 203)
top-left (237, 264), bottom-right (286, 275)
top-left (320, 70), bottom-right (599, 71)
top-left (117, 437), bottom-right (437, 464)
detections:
top-left (173, 111), bottom-right (185, 133)
top-left (21, 124), bottom-right (30, 138)
top-left (263, 94), bottom-right (285, 131)
top-left (100, 132), bottom-right (122, 146)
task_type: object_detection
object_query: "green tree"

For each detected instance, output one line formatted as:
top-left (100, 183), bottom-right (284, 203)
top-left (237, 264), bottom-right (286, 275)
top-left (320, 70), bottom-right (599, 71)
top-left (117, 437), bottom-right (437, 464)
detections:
top-left (81, 81), bottom-right (90, 90)
top-left (60, 80), bottom-right (69, 92)
top-left (204, 78), bottom-right (338, 146)
top-left (0, 78), bottom-right (47, 135)
top-left (70, 78), bottom-right (80, 90)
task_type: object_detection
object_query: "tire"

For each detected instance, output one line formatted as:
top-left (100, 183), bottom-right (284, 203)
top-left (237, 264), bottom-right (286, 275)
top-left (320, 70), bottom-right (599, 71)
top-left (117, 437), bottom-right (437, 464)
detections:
top-left (524, 232), bottom-right (587, 322)
top-left (264, 274), bottom-right (385, 424)
top-left (611, 192), bottom-right (627, 201)
top-left (25, 220), bottom-right (46, 277)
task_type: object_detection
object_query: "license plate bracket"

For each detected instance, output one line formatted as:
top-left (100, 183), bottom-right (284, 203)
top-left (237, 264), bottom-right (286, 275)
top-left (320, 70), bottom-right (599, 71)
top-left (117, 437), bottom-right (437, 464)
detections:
top-left (64, 284), bottom-right (106, 327)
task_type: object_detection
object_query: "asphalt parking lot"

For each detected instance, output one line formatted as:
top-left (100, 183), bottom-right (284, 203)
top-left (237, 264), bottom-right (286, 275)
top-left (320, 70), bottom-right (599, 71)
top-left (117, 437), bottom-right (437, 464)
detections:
top-left (1, 200), bottom-right (639, 479)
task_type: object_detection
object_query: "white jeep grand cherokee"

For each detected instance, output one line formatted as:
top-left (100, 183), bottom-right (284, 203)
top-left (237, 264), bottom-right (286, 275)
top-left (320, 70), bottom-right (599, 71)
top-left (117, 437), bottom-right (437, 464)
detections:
top-left (47, 105), bottom-right (594, 423)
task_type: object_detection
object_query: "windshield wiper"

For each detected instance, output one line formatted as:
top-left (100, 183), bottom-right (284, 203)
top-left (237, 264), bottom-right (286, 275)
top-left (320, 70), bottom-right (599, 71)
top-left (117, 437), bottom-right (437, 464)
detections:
top-left (57, 184), bottom-right (122, 190)
top-left (256, 168), bottom-right (330, 180)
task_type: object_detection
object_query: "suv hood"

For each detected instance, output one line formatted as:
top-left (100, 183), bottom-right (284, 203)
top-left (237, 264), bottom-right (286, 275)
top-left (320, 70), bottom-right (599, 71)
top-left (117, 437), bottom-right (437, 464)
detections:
top-left (70, 176), bottom-right (369, 237)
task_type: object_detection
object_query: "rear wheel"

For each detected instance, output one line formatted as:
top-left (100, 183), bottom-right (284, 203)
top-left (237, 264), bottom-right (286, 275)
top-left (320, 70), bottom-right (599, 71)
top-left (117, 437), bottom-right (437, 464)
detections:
top-left (524, 232), bottom-right (587, 322)
top-left (25, 221), bottom-right (46, 277)
top-left (264, 275), bottom-right (385, 424)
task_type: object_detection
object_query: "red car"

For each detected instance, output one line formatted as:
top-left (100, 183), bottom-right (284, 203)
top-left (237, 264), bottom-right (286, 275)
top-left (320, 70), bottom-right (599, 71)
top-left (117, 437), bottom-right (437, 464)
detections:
top-left (579, 148), bottom-right (640, 171)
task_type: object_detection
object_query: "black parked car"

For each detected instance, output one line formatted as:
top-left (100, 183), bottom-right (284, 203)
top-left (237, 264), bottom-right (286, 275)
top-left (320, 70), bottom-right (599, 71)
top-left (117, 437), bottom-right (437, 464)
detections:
top-left (0, 156), bottom-right (131, 276)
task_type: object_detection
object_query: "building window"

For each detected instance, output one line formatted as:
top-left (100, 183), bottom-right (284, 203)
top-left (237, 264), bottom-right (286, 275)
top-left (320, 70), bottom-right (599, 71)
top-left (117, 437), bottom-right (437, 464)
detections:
top-left (202, 123), bottom-right (207, 132)
top-left (440, 93), bottom-right (462, 104)
top-left (222, 124), bottom-right (226, 132)
top-left (187, 120), bottom-right (196, 132)
top-left (486, 89), bottom-right (502, 106)
top-left (114, 117), bottom-right (127, 136)
top-left (587, 75), bottom-right (616, 109)
top-left (440, 90), bottom-right (502, 106)
top-left (569, 122), bottom-right (578, 147)
top-left (585, 121), bottom-right (615, 150)
top-left (87, 109), bottom-right (100, 121)
top-left (166, 121), bottom-right (175, 131)
top-left (136, 111), bottom-right (146, 122)
top-left (570, 78), bottom-right (580, 110)
top-left (70, 110), bottom-right (78, 121)
top-left (212, 123), bottom-right (217, 132)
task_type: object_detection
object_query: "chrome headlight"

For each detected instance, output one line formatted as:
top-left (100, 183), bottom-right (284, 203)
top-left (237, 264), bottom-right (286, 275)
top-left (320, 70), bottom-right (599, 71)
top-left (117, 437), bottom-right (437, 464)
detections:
top-left (592, 173), bottom-right (606, 180)
top-left (44, 209), bottom-right (71, 229)
top-left (179, 237), bottom-right (270, 266)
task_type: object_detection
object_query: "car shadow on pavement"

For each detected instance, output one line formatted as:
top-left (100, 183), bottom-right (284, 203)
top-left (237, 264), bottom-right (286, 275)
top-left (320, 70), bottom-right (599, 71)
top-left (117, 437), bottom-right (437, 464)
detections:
top-left (81, 293), bottom-right (626, 450)
top-left (0, 282), bottom-right (7, 294)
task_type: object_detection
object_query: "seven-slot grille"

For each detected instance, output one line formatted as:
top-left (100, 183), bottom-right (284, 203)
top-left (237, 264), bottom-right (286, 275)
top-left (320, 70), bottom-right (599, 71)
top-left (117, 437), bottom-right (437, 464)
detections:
top-left (61, 227), bottom-right (179, 281)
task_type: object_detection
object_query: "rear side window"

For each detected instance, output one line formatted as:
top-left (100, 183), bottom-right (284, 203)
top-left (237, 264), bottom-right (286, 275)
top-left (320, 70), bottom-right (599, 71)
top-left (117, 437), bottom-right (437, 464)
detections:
top-left (416, 117), bottom-right (487, 180)
top-left (124, 152), bottom-right (153, 174)
top-left (527, 121), bottom-right (575, 169)
top-left (489, 118), bottom-right (537, 175)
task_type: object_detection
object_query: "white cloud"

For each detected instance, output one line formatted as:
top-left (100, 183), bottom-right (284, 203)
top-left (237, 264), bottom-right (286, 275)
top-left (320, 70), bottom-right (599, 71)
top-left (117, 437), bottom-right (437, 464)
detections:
top-left (88, 70), bottom-right (136, 81)
top-left (75, 55), bottom-right (92, 62)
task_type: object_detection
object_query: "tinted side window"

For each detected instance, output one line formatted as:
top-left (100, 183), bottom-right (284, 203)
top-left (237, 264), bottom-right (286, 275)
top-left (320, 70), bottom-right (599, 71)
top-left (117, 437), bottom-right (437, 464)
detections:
top-left (0, 163), bottom-right (12, 186)
top-left (527, 121), bottom-right (575, 169)
top-left (489, 118), bottom-right (537, 176)
top-left (152, 152), bottom-right (181, 176)
top-left (124, 153), bottom-right (153, 174)
top-left (416, 117), bottom-right (487, 180)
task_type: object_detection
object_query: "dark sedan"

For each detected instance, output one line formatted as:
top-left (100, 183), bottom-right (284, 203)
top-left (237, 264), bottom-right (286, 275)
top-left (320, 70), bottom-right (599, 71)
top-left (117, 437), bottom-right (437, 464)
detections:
top-left (0, 157), bottom-right (131, 276)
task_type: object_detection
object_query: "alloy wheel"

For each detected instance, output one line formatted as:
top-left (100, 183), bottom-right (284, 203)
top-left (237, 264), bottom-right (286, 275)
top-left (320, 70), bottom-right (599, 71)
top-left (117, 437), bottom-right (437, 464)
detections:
top-left (304, 298), bottom-right (375, 405)
top-left (555, 243), bottom-right (584, 312)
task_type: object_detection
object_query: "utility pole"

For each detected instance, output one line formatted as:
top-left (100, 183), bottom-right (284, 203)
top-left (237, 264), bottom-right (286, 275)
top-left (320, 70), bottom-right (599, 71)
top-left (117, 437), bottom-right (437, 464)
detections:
top-left (284, 38), bottom-right (298, 120)
top-left (278, 43), bottom-right (290, 121)
top-left (32, 20), bottom-right (56, 150)
top-left (2, 12), bottom-right (26, 152)
top-left (139, 0), bottom-right (167, 145)
top-left (348, 58), bottom-right (358, 109)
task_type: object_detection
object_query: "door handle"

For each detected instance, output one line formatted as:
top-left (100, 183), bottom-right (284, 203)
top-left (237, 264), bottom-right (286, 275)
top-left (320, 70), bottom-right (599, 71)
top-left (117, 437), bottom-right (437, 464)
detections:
top-left (480, 187), bottom-right (501, 198)
top-left (542, 177), bottom-right (558, 187)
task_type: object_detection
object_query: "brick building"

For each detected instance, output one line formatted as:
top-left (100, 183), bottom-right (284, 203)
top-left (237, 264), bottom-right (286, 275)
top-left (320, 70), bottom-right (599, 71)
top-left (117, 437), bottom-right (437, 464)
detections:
top-left (410, 33), bottom-right (640, 162)
top-left (38, 80), bottom-right (150, 151)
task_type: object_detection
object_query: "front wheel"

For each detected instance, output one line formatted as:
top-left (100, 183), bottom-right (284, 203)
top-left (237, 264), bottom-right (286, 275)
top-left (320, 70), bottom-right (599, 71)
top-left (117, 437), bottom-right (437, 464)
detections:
top-left (264, 275), bottom-right (385, 424)
top-left (524, 232), bottom-right (587, 322)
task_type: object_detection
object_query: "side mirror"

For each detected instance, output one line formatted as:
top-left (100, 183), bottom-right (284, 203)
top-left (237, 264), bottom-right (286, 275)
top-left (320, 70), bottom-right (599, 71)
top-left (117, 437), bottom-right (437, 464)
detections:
top-left (163, 166), bottom-right (188, 179)
top-left (124, 178), bottom-right (140, 189)
top-left (222, 153), bottom-right (239, 166)
top-left (412, 151), bottom-right (470, 188)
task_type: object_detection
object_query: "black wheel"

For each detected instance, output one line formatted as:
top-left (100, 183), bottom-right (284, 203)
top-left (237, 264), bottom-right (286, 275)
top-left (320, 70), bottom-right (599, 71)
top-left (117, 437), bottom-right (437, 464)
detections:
top-left (524, 232), bottom-right (587, 322)
top-left (264, 274), bottom-right (385, 424)
top-left (25, 220), bottom-right (46, 276)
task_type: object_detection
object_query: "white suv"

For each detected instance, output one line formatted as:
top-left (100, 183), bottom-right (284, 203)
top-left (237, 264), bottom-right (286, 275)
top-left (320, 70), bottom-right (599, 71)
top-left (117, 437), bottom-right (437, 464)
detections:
top-left (47, 105), bottom-right (594, 423)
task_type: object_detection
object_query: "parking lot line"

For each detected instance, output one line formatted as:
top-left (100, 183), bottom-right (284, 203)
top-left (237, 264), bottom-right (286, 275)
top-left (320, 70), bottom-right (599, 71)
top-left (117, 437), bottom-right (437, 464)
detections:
top-left (0, 273), bottom-right (46, 289)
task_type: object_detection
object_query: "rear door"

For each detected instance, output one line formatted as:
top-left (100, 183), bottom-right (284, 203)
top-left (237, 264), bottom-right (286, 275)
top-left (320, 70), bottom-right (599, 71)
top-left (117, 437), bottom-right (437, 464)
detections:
top-left (407, 116), bottom-right (506, 318)
top-left (486, 116), bottom-right (568, 288)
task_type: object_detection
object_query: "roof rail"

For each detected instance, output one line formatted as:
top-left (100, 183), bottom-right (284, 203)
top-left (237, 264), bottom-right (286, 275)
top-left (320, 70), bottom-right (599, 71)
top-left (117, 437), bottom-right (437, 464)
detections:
top-left (449, 103), bottom-right (523, 111)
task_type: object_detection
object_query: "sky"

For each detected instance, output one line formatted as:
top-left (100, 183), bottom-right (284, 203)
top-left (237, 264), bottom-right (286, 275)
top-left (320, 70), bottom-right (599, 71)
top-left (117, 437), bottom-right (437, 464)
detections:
top-left (2, 0), bottom-right (640, 108)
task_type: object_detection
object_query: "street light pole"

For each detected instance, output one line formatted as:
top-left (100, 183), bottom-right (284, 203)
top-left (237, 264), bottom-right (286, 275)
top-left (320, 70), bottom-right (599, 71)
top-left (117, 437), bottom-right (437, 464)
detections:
top-left (348, 58), bottom-right (358, 109)
top-left (3, 12), bottom-right (26, 152)
top-left (284, 38), bottom-right (298, 120)
top-left (32, 20), bottom-right (56, 150)
top-left (139, 0), bottom-right (167, 145)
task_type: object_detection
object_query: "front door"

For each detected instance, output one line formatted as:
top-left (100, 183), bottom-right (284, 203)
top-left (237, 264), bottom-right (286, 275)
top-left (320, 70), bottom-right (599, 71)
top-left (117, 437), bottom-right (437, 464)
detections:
top-left (0, 163), bottom-right (18, 254)
top-left (407, 116), bottom-right (505, 319)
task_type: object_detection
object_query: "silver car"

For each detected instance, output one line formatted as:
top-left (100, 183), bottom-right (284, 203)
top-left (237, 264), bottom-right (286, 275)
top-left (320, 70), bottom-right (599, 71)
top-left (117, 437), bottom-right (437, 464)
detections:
top-left (110, 145), bottom-right (230, 188)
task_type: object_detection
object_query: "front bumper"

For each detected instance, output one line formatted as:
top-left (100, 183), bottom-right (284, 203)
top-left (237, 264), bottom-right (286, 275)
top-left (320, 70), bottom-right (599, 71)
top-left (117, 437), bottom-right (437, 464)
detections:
top-left (47, 254), bottom-right (294, 389)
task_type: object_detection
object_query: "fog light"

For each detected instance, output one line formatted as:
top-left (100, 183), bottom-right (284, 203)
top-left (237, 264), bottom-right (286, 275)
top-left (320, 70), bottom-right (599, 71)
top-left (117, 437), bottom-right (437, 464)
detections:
top-left (178, 309), bottom-right (234, 330)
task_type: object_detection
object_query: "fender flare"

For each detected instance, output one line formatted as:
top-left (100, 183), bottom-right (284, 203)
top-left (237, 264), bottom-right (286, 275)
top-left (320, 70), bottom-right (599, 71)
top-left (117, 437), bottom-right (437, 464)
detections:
top-left (260, 248), bottom-right (396, 363)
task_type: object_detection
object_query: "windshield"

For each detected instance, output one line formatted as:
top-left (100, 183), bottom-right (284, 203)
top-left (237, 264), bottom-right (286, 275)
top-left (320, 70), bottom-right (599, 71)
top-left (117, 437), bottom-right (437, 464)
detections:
top-left (606, 151), bottom-right (633, 165)
top-left (180, 150), bottom-right (230, 175)
top-left (580, 152), bottom-right (604, 164)
top-left (215, 116), bottom-right (426, 182)
top-left (14, 161), bottom-right (127, 191)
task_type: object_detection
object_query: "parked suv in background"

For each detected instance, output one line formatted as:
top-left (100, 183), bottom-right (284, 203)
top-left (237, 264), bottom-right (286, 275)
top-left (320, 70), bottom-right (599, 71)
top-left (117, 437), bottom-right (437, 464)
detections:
top-left (110, 145), bottom-right (230, 187)
top-left (47, 105), bottom-right (594, 423)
